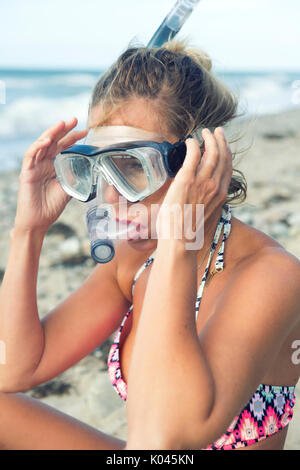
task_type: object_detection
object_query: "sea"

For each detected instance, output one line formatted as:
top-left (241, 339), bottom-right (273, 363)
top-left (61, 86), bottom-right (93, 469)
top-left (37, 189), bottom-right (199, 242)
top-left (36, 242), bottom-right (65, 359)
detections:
top-left (0, 68), bottom-right (299, 173)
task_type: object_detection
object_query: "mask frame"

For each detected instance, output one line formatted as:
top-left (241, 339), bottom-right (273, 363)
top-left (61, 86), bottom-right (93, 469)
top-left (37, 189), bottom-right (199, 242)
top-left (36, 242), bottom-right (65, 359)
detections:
top-left (54, 139), bottom-right (187, 203)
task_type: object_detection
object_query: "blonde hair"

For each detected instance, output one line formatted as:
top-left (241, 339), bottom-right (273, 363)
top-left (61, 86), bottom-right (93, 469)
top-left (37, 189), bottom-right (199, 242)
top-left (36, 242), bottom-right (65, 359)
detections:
top-left (89, 39), bottom-right (247, 206)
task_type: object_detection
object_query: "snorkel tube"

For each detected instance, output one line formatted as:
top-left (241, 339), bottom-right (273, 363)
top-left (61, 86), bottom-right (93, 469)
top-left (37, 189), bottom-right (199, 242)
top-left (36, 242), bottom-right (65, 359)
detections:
top-left (86, 0), bottom-right (202, 263)
top-left (148, 0), bottom-right (202, 48)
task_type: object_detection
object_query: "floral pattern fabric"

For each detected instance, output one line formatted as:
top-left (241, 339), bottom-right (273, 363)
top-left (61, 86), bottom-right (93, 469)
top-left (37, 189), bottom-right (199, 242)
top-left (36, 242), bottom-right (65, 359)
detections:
top-left (204, 384), bottom-right (296, 450)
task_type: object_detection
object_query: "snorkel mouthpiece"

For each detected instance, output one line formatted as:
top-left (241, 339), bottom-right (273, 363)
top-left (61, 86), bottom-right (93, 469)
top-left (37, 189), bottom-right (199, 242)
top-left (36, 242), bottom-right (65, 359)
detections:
top-left (85, 194), bottom-right (141, 264)
top-left (86, 203), bottom-right (115, 263)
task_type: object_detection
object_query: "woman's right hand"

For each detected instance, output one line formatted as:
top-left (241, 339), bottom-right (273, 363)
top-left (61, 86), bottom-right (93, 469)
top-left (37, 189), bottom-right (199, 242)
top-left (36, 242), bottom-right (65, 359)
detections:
top-left (13, 118), bottom-right (88, 234)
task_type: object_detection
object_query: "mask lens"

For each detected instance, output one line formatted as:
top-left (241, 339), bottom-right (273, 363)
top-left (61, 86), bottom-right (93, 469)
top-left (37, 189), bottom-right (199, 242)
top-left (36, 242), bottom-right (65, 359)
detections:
top-left (57, 154), bottom-right (92, 200)
top-left (105, 154), bottom-right (148, 193)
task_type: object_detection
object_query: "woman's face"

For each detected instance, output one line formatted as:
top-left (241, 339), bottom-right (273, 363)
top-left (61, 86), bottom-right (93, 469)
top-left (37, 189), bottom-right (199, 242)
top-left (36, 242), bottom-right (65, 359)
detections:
top-left (88, 98), bottom-right (179, 251)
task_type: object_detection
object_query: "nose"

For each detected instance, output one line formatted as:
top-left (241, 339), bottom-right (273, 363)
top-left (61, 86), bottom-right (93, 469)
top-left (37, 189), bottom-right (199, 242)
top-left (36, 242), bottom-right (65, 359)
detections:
top-left (97, 169), bottom-right (122, 205)
top-left (104, 184), bottom-right (121, 204)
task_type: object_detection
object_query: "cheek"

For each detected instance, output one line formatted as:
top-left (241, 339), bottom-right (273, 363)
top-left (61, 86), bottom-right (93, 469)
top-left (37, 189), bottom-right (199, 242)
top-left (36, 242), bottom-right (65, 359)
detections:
top-left (148, 180), bottom-right (173, 203)
top-left (143, 181), bottom-right (172, 219)
top-left (127, 181), bottom-right (173, 238)
top-left (144, 180), bottom-right (174, 235)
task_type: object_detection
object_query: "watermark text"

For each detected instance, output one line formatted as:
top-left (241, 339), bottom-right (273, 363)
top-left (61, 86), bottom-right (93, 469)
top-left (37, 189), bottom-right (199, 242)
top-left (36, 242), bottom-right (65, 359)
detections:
top-left (291, 339), bottom-right (300, 365)
top-left (91, 198), bottom-right (205, 250)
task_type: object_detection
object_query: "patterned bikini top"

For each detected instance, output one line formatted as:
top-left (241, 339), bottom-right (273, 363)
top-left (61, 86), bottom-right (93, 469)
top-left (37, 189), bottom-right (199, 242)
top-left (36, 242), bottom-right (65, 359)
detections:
top-left (107, 203), bottom-right (296, 450)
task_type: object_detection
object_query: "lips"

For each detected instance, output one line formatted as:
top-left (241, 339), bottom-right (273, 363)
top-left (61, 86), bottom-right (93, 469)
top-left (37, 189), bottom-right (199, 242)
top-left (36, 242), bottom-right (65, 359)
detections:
top-left (115, 217), bottom-right (147, 232)
top-left (114, 217), bottom-right (145, 229)
top-left (114, 218), bottom-right (149, 241)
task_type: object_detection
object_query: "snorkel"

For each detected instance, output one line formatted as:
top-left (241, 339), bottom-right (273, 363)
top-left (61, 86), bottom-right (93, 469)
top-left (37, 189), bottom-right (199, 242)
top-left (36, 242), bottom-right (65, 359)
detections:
top-left (148, 0), bottom-right (201, 47)
top-left (85, 0), bottom-right (202, 263)
top-left (83, 126), bottom-right (167, 264)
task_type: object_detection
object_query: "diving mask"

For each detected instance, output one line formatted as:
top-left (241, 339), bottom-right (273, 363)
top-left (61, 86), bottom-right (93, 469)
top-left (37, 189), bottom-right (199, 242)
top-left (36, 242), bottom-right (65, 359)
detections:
top-left (54, 126), bottom-right (187, 263)
top-left (54, 125), bottom-right (187, 203)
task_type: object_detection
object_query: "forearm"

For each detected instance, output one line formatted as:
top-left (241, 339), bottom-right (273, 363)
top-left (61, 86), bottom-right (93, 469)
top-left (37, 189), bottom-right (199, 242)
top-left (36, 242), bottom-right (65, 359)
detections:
top-left (126, 240), bottom-right (215, 449)
top-left (0, 227), bottom-right (46, 390)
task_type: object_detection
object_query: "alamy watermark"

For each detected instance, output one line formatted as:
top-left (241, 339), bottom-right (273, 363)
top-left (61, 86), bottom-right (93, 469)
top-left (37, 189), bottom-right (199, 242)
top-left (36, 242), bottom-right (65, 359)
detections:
top-left (291, 339), bottom-right (300, 365)
top-left (0, 80), bottom-right (6, 104)
top-left (88, 197), bottom-right (205, 250)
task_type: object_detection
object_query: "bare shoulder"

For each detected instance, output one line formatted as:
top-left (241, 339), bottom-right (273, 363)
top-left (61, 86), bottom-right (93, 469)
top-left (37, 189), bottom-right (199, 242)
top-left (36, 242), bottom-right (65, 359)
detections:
top-left (198, 236), bottom-right (300, 415)
top-left (229, 242), bottom-right (300, 326)
top-left (213, 213), bottom-right (300, 331)
top-left (241, 244), bottom-right (300, 283)
top-left (230, 215), bottom-right (300, 280)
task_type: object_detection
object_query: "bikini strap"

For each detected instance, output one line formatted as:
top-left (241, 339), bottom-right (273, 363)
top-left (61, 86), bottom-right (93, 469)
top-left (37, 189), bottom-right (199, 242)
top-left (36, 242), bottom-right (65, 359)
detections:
top-left (131, 248), bottom-right (157, 298)
top-left (195, 204), bottom-right (231, 320)
top-left (131, 204), bottom-right (232, 309)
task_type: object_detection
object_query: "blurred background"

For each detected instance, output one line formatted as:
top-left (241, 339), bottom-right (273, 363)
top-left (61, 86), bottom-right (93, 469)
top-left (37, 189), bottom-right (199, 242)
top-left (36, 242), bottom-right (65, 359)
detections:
top-left (0, 0), bottom-right (299, 171)
top-left (0, 0), bottom-right (299, 450)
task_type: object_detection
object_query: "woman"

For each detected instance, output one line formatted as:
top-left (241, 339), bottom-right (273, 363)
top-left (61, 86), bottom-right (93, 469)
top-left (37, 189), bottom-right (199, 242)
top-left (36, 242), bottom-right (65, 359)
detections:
top-left (0, 41), bottom-right (299, 450)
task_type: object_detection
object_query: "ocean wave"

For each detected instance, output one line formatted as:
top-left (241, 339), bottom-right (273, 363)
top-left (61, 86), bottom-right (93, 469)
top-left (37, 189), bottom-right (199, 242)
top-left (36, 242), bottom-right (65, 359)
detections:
top-left (3, 73), bottom-right (100, 90)
top-left (236, 74), bottom-right (299, 115)
top-left (46, 73), bottom-right (99, 88)
top-left (0, 69), bottom-right (299, 172)
top-left (0, 92), bottom-right (90, 139)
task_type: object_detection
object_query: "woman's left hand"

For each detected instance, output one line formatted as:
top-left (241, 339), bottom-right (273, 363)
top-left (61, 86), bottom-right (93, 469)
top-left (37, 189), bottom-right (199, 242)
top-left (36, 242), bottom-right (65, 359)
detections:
top-left (156, 127), bottom-right (232, 249)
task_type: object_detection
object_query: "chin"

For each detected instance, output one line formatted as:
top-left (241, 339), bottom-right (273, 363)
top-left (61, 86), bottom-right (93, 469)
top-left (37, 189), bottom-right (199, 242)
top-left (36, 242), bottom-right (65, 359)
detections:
top-left (127, 237), bottom-right (157, 252)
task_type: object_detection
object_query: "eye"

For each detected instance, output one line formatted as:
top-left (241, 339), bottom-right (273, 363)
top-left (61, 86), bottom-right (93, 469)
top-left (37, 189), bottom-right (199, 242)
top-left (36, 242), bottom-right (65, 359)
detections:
top-left (127, 161), bottom-right (144, 171)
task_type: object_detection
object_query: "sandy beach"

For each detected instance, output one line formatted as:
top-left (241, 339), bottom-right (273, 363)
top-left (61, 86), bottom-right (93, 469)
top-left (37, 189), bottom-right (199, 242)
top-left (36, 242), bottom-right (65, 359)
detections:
top-left (0, 107), bottom-right (299, 449)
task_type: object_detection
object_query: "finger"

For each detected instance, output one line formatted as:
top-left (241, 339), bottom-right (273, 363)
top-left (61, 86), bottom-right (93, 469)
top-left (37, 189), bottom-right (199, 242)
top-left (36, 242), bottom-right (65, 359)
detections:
top-left (214, 128), bottom-right (230, 166)
top-left (39, 120), bottom-right (66, 141)
top-left (23, 119), bottom-right (81, 169)
top-left (211, 127), bottom-right (229, 175)
top-left (210, 129), bottom-right (232, 203)
top-left (38, 117), bottom-right (78, 154)
top-left (22, 137), bottom-right (52, 170)
top-left (35, 146), bottom-right (48, 164)
top-left (23, 121), bottom-right (66, 165)
top-left (56, 129), bottom-right (88, 154)
top-left (53, 117), bottom-right (78, 143)
top-left (177, 138), bottom-right (202, 176)
top-left (197, 128), bottom-right (220, 178)
top-left (221, 142), bottom-right (233, 197)
top-left (213, 127), bottom-right (232, 188)
top-left (39, 118), bottom-right (80, 162)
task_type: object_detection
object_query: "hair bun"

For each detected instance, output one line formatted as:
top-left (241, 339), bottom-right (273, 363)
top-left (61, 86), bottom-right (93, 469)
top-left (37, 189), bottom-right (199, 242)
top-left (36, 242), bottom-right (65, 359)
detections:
top-left (162, 38), bottom-right (212, 72)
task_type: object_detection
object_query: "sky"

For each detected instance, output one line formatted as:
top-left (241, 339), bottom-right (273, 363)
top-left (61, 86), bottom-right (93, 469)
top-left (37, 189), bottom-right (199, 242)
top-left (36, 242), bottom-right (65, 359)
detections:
top-left (0, 0), bottom-right (300, 71)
